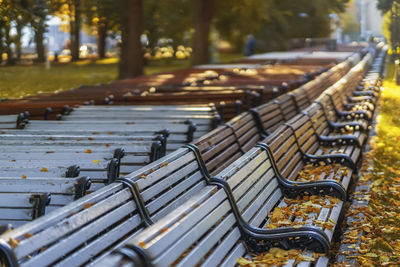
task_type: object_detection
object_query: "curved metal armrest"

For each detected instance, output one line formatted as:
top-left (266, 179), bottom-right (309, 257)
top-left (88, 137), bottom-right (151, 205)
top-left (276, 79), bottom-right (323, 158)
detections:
top-left (353, 90), bottom-right (378, 97)
top-left (302, 153), bottom-right (356, 171)
top-left (0, 240), bottom-right (18, 267)
top-left (328, 120), bottom-right (367, 132)
top-left (279, 178), bottom-right (346, 201)
top-left (112, 245), bottom-right (152, 267)
top-left (242, 225), bottom-right (331, 254)
top-left (336, 109), bottom-right (371, 120)
top-left (184, 120), bottom-right (197, 143)
top-left (255, 143), bottom-right (347, 199)
top-left (347, 95), bottom-right (375, 104)
top-left (317, 134), bottom-right (361, 148)
top-left (344, 102), bottom-right (374, 112)
top-left (74, 177), bottom-right (92, 200)
top-left (250, 109), bottom-right (269, 138)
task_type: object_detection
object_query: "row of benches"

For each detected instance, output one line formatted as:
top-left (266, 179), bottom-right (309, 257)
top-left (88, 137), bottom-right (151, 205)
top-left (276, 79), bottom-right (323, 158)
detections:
top-left (96, 44), bottom-right (385, 267)
top-left (0, 105), bottom-right (221, 227)
top-left (0, 50), bottom-right (363, 226)
top-left (0, 50), bottom-right (362, 230)
top-left (0, 51), bottom-right (363, 226)
top-left (0, 44), bottom-right (386, 266)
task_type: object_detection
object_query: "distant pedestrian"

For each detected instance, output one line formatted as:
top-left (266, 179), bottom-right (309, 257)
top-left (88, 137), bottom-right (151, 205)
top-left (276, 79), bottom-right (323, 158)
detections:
top-left (244, 35), bottom-right (256, 56)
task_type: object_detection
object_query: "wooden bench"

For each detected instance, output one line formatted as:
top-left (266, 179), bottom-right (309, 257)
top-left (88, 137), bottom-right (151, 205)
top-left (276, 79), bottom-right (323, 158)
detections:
top-left (0, 129), bottom-right (169, 158)
top-left (0, 114), bottom-right (27, 129)
top-left (316, 94), bottom-right (369, 133)
top-left (194, 112), bottom-right (262, 175)
top-left (286, 113), bottom-right (361, 171)
top-left (0, 146), bottom-right (222, 266)
top-left (0, 177), bottom-right (90, 228)
top-left (303, 103), bottom-right (367, 148)
top-left (250, 100), bottom-right (288, 137)
top-left (60, 116), bottom-right (214, 143)
top-left (20, 120), bottom-right (196, 153)
top-left (0, 137), bottom-right (165, 190)
top-left (263, 123), bottom-right (353, 195)
top-left (121, 89), bottom-right (262, 121)
top-left (60, 104), bottom-right (222, 135)
top-left (0, 192), bottom-right (50, 230)
top-left (248, 56), bottom-right (366, 139)
top-left (0, 181), bottom-right (147, 267)
top-left (329, 76), bottom-right (377, 116)
top-left (323, 56), bottom-right (376, 122)
top-left (98, 145), bottom-right (345, 266)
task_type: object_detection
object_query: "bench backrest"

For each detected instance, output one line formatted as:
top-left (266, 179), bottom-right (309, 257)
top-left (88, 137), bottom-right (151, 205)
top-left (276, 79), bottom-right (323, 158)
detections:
top-left (194, 125), bottom-right (243, 175)
top-left (287, 113), bottom-right (319, 155)
top-left (288, 87), bottom-right (311, 112)
top-left (262, 124), bottom-right (305, 180)
top-left (303, 103), bottom-right (330, 136)
top-left (102, 185), bottom-right (244, 267)
top-left (218, 146), bottom-right (282, 229)
top-left (0, 182), bottom-right (147, 267)
top-left (127, 147), bottom-right (211, 222)
top-left (228, 112), bottom-right (261, 152)
top-left (0, 193), bottom-right (50, 229)
top-left (251, 101), bottom-right (284, 136)
top-left (274, 94), bottom-right (299, 122)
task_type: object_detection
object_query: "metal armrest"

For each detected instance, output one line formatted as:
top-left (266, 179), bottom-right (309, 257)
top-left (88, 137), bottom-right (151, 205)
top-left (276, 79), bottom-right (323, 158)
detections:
top-left (353, 90), bottom-right (379, 97)
top-left (344, 102), bottom-right (374, 111)
top-left (243, 225), bottom-right (331, 254)
top-left (328, 120), bottom-right (367, 133)
top-left (335, 109), bottom-right (371, 121)
top-left (317, 134), bottom-right (361, 148)
top-left (302, 153), bottom-right (356, 171)
top-left (74, 177), bottom-right (92, 200)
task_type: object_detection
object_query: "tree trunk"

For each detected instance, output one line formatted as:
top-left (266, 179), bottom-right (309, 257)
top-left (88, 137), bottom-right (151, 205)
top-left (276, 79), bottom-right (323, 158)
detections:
top-left (119, 0), bottom-right (143, 79)
top-left (192, 0), bottom-right (215, 66)
top-left (16, 21), bottom-right (23, 62)
top-left (35, 23), bottom-right (45, 63)
top-left (70, 0), bottom-right (81, 61)
top-left (5, 23), bottom-right (14, 66)
top-left (97, 21), bottom-right (107, 59)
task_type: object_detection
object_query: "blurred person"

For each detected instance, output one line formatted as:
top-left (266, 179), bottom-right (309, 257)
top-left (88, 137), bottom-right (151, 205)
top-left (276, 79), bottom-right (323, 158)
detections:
top-left (244, 34), bottom-right (256, 56)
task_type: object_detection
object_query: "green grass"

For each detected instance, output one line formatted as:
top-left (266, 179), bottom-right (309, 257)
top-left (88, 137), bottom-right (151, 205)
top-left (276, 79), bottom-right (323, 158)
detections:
top-left (0, 60), bottom-right (118, 100)
top-left (0, 53), bottom-right (243, 100)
